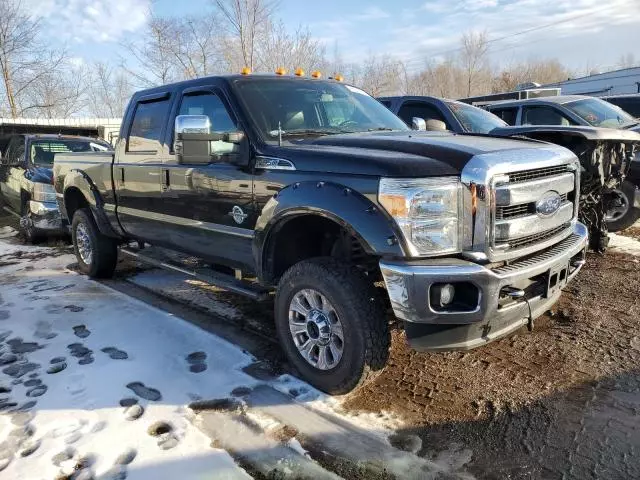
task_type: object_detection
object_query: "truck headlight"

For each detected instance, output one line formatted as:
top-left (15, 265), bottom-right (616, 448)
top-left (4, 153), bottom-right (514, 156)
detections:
top-left (378, 177), bottom-right (462, 256)
top-left (32, 183), bottom-right (56, 203)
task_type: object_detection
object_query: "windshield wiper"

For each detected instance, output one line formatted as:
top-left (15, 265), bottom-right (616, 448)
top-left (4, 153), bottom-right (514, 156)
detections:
top-left (367, 127), bottom-right (396, 131)
top-left (268, 128), bottom-right (341, 138)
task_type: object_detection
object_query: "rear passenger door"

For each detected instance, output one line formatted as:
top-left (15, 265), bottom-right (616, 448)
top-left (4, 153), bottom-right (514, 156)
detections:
top-left (115, 92), bottom-right (172, 241)
top-left (161, 86), bottom-right (255, 269)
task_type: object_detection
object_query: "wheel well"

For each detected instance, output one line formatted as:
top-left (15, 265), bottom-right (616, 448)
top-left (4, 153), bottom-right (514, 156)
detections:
top-left (64, 188), bottom-right (90, 221)
top-left (266, 215), bottom-right (376, 283)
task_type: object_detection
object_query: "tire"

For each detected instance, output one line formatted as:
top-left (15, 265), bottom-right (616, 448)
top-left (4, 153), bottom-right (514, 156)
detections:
top-left (71, 208), bottom-right (117, 278)
top-left (607, 181), bottom-right (640, 232)
top-left (275, 257), bottom-right (390, 394)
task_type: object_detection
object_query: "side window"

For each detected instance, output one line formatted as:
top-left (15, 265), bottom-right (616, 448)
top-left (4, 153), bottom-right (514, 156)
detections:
top-left (128, 97), bottom-right (171, 152)
top-left (397, 101), bottom-right (448, 128)
top-left (491, 107), bottom-right (518, 125)
top-left (178, 92), bottom-right (237, 156)
top-left (379, 100), bottom-right (392, 109)
top-left (179, 92), bottom-right (236, 132)
top-left (522, 106), bottom-right (575, 126)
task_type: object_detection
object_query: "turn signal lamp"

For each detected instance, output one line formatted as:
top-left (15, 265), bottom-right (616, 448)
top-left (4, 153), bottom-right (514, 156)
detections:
top-left (275, 67), bottom-right (287, 75)
top-left (311, 70), bottom-right (322, 78)
top-left (240, 67), bottom-right (251, 75)
top-left (294, 67), bottom-right (305, 76)
top-left (334, 73), bottom-right (344, 82)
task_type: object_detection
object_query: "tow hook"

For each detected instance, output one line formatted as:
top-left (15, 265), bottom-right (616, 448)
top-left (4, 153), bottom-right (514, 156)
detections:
top-left (501, 287), bottom-right (534, 331)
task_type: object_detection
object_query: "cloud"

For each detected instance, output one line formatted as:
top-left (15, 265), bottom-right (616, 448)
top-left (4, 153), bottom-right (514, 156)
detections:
top-left (355, 6), bottom-right (390, 20)
top-left (31, 0), bottom-right (150, 43)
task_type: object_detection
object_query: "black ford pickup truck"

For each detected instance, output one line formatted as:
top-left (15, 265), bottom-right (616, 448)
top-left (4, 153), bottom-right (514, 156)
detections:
top-left (54, 74), bottom-right (589, 393)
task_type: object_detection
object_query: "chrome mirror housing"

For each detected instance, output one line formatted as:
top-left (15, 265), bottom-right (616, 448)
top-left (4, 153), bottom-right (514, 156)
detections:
top-left (411, 117), bottom-right (426, 131)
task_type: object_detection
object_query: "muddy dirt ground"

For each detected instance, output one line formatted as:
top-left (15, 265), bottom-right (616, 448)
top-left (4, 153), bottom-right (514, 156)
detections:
top-left (343, 251), bottom-right (640, 479)
top-left (3, 207), bottom-right (640, 479)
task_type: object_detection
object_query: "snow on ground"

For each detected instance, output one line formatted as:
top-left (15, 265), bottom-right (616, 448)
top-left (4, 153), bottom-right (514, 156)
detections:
top-left (609, 232), bottom-right (640, 257)
top-left (0, 237), bottom-right (258, 479)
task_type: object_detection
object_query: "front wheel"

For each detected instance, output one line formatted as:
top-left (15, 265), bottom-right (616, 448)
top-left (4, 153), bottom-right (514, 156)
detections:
top-left (71, 208), bottom-right (117, 278)
top-left (20, 202), bottom-right (40, 244)
top-left (606, 181), bottom-right (640, 232)
top-left (275, 257), bottom-right (390, 394)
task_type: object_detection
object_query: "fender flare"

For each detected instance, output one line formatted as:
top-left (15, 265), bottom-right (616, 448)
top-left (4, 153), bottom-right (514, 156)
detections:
top-left (253, 181), bottom-right (406, 282)
top-left (62, 169), bottom-right (120, 238)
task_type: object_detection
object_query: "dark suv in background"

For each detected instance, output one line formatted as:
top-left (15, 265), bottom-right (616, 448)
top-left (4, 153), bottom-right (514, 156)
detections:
top-left (603, 94), bottom-right (640, 119)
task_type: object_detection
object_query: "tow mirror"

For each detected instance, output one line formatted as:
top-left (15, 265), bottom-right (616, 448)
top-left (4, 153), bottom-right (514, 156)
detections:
top-left (174, 115), bottom-right (248, 165)
top-left (411, 117), bottom-right (426, 131)
top-left (425, 119), bottom-right (447, 132)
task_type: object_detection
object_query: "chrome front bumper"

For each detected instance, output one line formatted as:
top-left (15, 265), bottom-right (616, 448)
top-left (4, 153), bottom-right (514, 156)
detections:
top-left (25, 200), bottom-right (64, 231)
top-left (380, 222), bottom-right (589, 351)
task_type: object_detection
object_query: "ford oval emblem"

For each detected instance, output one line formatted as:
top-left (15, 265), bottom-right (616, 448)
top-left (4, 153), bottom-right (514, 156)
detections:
top-left (536, 191), bottom-right (562, 216)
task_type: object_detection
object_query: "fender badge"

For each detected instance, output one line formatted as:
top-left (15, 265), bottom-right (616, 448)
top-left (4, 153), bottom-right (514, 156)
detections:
top-left (229, 206), bottom-right (248, 224)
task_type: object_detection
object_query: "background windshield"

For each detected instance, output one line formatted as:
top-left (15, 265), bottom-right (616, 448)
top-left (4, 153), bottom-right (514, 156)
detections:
top-left (565, 98), bottom-right (635, 128)
top-left (234, 78), bottom-right (409, 140)
top-left (30, 139), bottom-right (112, 165)
top-left (446, 101), bottom-right (507, 133)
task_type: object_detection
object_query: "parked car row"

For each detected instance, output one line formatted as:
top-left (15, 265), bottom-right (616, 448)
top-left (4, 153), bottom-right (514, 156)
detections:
top-left (379, 94), bottom-right (640, 234)
top-left (0, 71), bottom-right (637, 394)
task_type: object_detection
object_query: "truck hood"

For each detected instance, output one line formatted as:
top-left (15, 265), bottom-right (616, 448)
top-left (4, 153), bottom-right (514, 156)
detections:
top-left (261, 131), bottom-right (559, 177)
top-left (25, 165), bottom-right (53, 184)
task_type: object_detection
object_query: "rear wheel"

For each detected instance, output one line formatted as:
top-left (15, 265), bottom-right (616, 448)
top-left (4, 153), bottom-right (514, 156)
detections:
top-left (606, 181), bottom-right (640, 232)
top-left (71, 208), bottom-right (117, 278)
top-left (275, 257), bottom-right (390, 394)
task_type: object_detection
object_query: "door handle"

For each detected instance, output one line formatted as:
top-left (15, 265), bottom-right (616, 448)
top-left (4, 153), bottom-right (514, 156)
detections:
top-left (161, 169), bottom-right (170, 191)
top-left (120, 167), bottom-right (125, 185)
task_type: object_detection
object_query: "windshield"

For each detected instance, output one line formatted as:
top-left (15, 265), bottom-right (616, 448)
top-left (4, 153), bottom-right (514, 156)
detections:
top-left (446, 101), bottom-right (507, 133)
top-left (30, 139), bottom-right (112, 165)
top-left (564, 98), bottom-right (635, 128)
top-left (233, 78), bottom-right (409, 141)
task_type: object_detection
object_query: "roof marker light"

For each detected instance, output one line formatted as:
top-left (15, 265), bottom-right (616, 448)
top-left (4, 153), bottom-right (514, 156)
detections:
top-left (240, 67), bottom-right (251, 75)
top-left (334, 73), bottom-right (344, 82)
top-left (311, 70), bottom-right (322, 78)
top-left (294, 67), bottom-right (305, 77)
top-left (275, 67), bottom-right (287, 75)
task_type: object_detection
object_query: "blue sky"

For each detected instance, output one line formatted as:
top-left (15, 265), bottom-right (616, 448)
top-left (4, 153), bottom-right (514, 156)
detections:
top-left (31, 0), bottom-right (640, 73)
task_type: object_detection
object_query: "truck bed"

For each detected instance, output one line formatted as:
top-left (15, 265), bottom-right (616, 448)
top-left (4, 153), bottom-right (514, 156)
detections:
top-left (53, 151), bottom-right (115, 206)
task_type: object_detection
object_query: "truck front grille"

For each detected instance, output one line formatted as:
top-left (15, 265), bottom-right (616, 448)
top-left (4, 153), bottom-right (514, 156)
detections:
top-left (496, 193), bottom-right (568, 220)
top-left (506, 223), bottom-right (571, 249)
top-left (507, 165), bottom-right (570, 183)
top-left (491, 167), bottom-right (577, 256)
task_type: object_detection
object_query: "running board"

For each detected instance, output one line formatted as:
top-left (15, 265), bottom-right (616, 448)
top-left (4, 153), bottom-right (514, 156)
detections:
top-left (120, 247), bottom-right (271, 301)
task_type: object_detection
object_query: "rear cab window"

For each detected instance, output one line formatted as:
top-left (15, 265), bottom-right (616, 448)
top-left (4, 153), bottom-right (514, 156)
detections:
top-left (128, 96), bottom-right (172, 152)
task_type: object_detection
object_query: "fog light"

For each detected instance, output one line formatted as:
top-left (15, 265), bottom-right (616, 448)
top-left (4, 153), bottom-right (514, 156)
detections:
top-left (434, 283), bottom-right (455, 307)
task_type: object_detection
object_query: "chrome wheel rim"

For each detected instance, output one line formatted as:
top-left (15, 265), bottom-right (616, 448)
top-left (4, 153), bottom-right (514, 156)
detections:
top-left (75, 222), bottom-right (93, 265)
top-left (288, 288), bottom-right (344, 371)
top-left (606, 189), bottom-right (630, 222)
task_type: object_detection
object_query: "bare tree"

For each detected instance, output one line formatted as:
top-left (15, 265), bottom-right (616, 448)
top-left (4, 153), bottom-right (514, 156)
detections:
top-left (257, 21), bottom-right (325, 73)
top-left (213, 0), bottom-right (276, 71)
top-left (0, 0), bottom-right (69, 117)
top-left (617, 53), bottom-right (638, 69)
top-left (356, 54), bottom-right (404, 97)
top-left (493, 59), bottom-right (572, 92)
top-left (87, 62), bottom-right (133, 118)
top-left (120, 15), bottom-right (177, 88)
top-left (459, 31), bottom-right (490, 97)
top-left (21, 58), bottom-right (87, 118)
